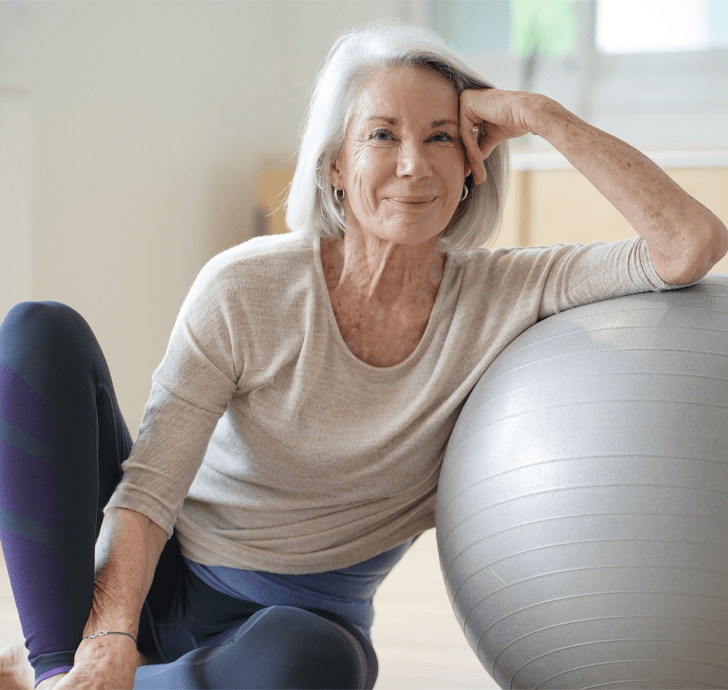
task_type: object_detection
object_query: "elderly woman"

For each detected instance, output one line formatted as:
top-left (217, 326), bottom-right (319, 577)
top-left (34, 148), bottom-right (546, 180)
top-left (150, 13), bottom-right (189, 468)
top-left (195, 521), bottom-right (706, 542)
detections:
top-left (1, 20), bottom-right (726, 690)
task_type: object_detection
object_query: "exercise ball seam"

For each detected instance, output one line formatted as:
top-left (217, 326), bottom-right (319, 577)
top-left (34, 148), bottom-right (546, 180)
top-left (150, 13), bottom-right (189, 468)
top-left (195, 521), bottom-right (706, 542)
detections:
top-left (460, 368), bottom-right (728, 406)
top-left (472, 589), bottom-right (728, 664)
top-left (485, 324), bottom-right (728, 374)
top-left (442, 391), bottom-right (728, 461)
top-left (444, 530), bottom-right (728, 599)
top-left (579, 679), bottom-right (724, 690)
top-left (458, 561), bottom-right (728, 634)
top-left (439, 508), bottom-right (728, 576)
top-left (529, 657), bottom-right (728, 690)
top-left (438, 449), bottom-right (728, 525)
top-left (478, 349), bottom-right (728, 392)
top-left (438, 471), bottom-right (728, 548)
top-left (491, 613), bottom-right (728, 683)
top-left (437, 445), bottom-right (728, 521)
top-left (513, 302), bottom-right (728, 333)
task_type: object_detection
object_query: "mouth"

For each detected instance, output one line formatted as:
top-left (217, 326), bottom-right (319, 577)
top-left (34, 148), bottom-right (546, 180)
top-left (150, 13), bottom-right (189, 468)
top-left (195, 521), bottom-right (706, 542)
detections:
top-left (386, 196), bottom-right (437, 207)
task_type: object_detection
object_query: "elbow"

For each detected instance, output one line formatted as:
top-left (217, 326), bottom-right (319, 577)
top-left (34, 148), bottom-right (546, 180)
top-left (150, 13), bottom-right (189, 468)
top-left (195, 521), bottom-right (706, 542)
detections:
top-left (708, 216), bottom-right (728, 269)
top-left (655, 215), bottom-right (728, 286)
top-left (692, 214), bottom-right (728, 283)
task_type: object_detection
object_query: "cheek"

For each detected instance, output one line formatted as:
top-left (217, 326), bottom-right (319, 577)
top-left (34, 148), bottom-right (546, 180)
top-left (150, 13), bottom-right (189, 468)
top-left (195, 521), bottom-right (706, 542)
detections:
top-left (349, 147), bottom-right (372, 187)
top-left (348, 148), bottom-right (390, 203)
top-left (350, 144), bottom-right (370, 168)
top-left (440, 153), bottom-right (468, 199)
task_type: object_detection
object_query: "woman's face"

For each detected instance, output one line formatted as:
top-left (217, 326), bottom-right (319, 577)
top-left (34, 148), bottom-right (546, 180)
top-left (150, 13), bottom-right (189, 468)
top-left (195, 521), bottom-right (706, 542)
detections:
top-left (332, 66), bottom-right (470, 247)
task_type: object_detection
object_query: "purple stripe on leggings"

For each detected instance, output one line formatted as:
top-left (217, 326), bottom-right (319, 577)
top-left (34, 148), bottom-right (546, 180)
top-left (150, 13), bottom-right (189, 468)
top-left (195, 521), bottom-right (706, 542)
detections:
top-left (0, 364), bottom-right (54, 447)
top-left (0, 528), bottom-right (68, 656)
top-left (35, 666), bottom-right (73, 687)
top-left (0, 438), bottom-right (60, 532)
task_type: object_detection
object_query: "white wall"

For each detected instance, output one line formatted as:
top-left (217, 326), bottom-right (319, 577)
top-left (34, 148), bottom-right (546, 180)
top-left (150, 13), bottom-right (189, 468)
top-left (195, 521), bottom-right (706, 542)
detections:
top-left (0, 86), bottom-right (33, 321)
top-left (0, 0), bottom-right (404, 435)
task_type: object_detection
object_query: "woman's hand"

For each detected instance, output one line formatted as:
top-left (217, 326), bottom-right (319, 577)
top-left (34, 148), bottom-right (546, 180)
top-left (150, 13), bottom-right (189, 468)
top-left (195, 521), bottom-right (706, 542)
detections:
top-left (53, 636), bottom-right (138, 690)
top-left (459, 89), bottom-right (554, 184)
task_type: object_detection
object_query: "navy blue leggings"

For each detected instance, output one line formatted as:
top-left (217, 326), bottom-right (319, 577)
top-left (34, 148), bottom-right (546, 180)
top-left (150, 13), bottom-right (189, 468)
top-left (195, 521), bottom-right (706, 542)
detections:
top-left (0, 302), bottom-right (377, 689)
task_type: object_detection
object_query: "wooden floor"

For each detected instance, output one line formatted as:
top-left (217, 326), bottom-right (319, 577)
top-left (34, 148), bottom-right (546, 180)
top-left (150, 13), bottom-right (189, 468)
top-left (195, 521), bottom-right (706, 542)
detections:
top-left (1, 531), bottom-right (497, 689)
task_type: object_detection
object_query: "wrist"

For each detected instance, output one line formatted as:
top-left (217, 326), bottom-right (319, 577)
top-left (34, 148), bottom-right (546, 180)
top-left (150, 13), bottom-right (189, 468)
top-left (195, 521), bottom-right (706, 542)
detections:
top-left (75, 630), bottom-right (138, 665)
top-left (82, 631), bottom-right (138, 645)
top-left (529, 94), bottom-right (575, 142)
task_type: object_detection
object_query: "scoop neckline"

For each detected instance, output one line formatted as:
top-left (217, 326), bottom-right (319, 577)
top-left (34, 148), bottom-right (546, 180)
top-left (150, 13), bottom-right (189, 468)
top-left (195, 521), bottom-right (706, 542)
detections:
top-left (312, 235), bottom-right (451, 372)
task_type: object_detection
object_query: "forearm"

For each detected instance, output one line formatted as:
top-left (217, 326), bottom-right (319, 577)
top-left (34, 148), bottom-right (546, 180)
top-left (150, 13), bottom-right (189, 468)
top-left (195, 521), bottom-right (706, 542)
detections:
top-left (86, 506), bottom-right (167, 638)
top-left (534, 98), bottom-right (728, 284)
top-left (40, 509), bottom-right (167, 689)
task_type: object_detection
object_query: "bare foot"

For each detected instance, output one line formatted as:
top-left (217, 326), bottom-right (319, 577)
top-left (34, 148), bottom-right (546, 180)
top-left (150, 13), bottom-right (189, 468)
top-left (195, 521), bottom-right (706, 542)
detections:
top-left (0, 645), bottom-right (145, 690)
top-left (0, 643), bottom-right (33, 690)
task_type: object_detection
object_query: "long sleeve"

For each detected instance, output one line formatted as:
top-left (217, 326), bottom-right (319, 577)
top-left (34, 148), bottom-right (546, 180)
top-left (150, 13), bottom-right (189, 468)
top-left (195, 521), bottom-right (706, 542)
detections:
top-left (106, 250), bottom-right (246, 536)
top-left (535, 237), bottom-right (679, 319)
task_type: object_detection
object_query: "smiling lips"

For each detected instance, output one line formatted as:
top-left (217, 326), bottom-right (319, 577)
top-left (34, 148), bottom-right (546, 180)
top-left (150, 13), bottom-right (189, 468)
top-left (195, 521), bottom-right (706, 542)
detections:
top-left (386, 196), bottom-right (438, 206)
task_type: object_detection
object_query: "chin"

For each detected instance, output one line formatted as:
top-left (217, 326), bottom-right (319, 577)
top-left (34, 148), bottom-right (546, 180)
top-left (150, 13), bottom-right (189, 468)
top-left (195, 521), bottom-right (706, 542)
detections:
top-left (378, 225), bottom-right (444, 246)
top-left (373, 214), bottom-right (451, 246)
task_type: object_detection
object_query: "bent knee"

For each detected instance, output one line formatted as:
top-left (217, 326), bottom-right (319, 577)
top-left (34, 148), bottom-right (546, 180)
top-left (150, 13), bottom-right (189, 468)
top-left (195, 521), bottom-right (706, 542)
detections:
top-left (2, 301), bottom-right (88, 338)
top-left (236, 606), bottom-right (374, 689)
top-left (1, 302), bottom-right (96, 365)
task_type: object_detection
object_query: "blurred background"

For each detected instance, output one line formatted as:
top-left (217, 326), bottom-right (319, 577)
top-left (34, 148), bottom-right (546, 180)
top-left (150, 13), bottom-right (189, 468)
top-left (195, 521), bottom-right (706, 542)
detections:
top-left (1, 1), bottom-right (727, 688)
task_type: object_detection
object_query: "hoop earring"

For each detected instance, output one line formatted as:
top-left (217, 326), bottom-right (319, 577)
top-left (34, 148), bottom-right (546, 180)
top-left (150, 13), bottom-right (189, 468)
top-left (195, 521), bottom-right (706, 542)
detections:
top-left (335, 187), bottom-right (346, 203)
top-left (461, 185), bottom-right (469, 201)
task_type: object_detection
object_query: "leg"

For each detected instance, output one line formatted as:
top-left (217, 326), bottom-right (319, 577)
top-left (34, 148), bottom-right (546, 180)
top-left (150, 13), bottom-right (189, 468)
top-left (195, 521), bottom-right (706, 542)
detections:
top-left (134, 606), bottom-right (378, 690)
top-left (0, 302), bottom-right (133, 684)
top-left (140, 556), bottom-right (377, 689)
top-left (0, 644), bottom-right (33, 690)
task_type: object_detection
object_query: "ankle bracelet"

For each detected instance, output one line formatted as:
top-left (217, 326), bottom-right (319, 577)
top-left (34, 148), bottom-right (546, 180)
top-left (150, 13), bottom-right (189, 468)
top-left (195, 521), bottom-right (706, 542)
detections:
top-left (81, 631), bottom-right (137, 645)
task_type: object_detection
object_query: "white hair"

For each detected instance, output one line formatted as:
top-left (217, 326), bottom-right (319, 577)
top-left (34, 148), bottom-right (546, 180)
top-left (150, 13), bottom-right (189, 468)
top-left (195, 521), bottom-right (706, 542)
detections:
top-left (285, 19), bottom-right (509, 254)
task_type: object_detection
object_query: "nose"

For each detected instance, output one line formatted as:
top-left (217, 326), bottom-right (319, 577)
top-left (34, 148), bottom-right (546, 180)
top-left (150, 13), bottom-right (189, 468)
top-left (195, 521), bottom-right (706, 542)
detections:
top-left (396, 139), bottom-right (432, 179)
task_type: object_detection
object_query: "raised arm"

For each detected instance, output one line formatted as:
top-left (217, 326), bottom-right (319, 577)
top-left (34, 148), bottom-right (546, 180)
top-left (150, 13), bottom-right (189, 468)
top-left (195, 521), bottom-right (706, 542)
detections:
top-left (48, 508), bottom-right (167, 690)
top-left (460, 89), bottom-right (728, 285)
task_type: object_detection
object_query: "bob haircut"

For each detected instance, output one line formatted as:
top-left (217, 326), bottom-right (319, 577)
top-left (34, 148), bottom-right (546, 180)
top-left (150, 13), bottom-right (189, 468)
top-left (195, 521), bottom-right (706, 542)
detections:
top-left (285, 19), bottom-right (509, 254)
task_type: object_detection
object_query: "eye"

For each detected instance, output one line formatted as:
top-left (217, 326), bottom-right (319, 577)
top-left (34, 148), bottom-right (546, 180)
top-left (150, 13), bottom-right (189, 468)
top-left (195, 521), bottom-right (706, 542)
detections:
top-left (370, 128), bottom-right (394, 141)
top-left (431, 131), bottom-right (454, 143)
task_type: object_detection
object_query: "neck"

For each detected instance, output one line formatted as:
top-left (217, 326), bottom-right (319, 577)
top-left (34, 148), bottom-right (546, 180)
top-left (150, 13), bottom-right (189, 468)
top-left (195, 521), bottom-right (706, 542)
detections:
top-left (321, 230), bottom-right (445, 307)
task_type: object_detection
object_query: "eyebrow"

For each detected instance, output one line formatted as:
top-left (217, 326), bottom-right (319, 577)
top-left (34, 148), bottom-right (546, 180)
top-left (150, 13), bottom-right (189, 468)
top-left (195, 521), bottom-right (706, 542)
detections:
top-left (364, 116), bottom-right (459, 128)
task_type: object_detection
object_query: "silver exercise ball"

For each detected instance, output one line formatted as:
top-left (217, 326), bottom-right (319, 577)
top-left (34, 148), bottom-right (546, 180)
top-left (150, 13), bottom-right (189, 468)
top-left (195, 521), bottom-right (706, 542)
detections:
top-left (436, 275), bottom-right (728, 689)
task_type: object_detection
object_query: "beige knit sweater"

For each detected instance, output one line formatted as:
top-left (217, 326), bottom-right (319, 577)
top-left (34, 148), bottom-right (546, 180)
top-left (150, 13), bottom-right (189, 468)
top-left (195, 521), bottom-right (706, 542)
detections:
top-left (106, 233), bottom-right (671, 573)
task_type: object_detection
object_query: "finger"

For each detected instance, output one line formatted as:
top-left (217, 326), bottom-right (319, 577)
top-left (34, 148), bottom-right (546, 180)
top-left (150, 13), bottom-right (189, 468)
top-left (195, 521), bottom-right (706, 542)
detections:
top-left (460, 118), bottom-right (486, 185)
top-left (479, 135), bottom-right (500, 163)
top-left (459, 90), bottom-right (488, 184)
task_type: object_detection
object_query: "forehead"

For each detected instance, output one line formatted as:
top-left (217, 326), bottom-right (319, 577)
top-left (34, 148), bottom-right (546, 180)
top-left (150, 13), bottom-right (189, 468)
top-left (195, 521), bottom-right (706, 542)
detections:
top-left (352, 66), bottom-right (459, 123)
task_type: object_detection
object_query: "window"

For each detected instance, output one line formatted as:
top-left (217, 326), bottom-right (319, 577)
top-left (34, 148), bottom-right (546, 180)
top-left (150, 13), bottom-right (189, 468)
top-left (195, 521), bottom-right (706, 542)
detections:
top-left (425, 0), bottom-right (728, 150)
top-left (596, 0), bottom-right (727, 54)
